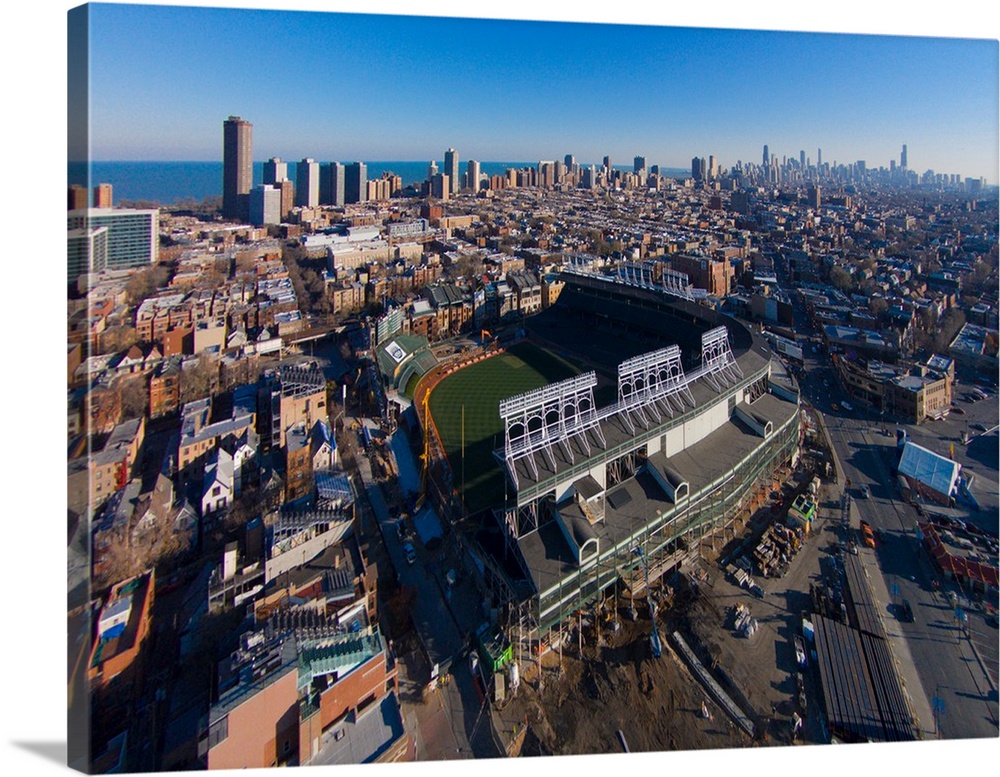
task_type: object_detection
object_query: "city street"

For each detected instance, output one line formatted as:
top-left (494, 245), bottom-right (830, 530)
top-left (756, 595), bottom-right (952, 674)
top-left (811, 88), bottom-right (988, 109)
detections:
top-left (346, 417), bottom-right (501, 759)
top-left (797, 340), bottom-right (998, 740)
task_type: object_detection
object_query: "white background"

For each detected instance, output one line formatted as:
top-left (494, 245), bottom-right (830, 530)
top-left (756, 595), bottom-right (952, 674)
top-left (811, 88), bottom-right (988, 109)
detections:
top-left (0, 1), bottom-right (996, 776)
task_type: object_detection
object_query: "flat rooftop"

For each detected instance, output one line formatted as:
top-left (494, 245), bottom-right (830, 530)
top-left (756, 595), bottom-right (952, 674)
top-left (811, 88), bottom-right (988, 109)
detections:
top-left (308, 692), bottom-right (406, 765)
top-left (517, 388), bottom-right (798, 595)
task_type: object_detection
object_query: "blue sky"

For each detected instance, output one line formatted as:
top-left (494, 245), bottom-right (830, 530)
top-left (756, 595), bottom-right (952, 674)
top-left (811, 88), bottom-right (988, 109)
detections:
top-left (84, 2), bottom-right (998, 179)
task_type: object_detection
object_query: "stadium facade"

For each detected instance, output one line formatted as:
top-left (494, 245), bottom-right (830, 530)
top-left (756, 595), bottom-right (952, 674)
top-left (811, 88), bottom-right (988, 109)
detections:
top-left (461, 272), bottom-right (802, 643)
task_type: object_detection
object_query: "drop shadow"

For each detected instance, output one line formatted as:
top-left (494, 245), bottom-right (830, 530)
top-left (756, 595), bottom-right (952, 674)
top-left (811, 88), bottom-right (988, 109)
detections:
top-left (11, 742), bottom-right (66, 767)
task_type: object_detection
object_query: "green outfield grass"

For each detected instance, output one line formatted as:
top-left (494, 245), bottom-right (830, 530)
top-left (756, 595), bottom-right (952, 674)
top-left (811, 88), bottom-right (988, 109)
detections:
top-left (428, 341), bottom-right (581, 513)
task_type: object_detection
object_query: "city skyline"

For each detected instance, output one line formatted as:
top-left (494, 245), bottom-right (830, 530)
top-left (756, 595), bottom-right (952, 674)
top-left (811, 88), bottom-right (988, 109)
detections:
top-left (84, 3), bottom-right (998, 181)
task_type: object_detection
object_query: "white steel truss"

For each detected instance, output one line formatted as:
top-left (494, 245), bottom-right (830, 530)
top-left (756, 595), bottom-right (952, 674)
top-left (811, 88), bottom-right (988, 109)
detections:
top-left (616, 345), bottom-right (695, 431)
top-left (700, 326), bottom-right (744, 391)
top-left (615, 260), bottom-right (695, 301)
top-left (500, 372), bottom-right (606, 488)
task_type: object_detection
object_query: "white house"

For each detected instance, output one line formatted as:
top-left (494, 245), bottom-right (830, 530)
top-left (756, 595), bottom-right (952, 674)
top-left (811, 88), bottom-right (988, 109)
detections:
top-left (201, 447), bottom-right (234, 516)
top-left (223, 426), bottom-right (259, 497)
top-left (310, 419), bottom-right (338, 472)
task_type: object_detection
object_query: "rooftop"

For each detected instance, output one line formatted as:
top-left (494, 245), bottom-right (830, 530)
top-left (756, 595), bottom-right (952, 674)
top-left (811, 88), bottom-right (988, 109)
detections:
top-left (517, 388), bottom-right (798, 595)
top-left (308, 692), bottom-right (406, 766)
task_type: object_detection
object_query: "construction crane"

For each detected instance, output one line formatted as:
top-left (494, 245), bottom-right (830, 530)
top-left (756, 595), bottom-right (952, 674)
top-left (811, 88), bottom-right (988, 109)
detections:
top-left (633, 547), bottom-right (662, 658)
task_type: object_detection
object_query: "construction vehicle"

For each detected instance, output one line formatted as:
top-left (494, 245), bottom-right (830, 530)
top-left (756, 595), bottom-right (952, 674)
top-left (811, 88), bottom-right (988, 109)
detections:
top-left (633, 547), bottom-right (662, 658)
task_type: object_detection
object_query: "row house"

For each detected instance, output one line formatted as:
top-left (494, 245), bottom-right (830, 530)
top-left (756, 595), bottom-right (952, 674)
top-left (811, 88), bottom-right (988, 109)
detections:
top-left (90, 417), bottom-right (145, 508)
top-left (408, 299), bottom-right (437, 340)
top-left (277, 363), bottom-right (328, 449)
top-left (284, 422), bottom-right (314, 503)
top-left (201, 447), bottom-right (234, 516)
top-left (177, 398), bottom-right (255, 482)
top-left (111, 343), bottom-right (162, 376)
top-left (425, 283), bottom-right (473, 338)
top-left (507, 271), bottom-right (542, 316)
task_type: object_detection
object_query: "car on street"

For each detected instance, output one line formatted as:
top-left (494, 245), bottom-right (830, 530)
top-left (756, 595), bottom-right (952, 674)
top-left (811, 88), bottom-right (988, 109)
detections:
top-left (403, 541), bottom-right (417, 564)
top-left (859, 520), bottom-right (875, 549)
top-left (860, 484), bottom-right (871, 499)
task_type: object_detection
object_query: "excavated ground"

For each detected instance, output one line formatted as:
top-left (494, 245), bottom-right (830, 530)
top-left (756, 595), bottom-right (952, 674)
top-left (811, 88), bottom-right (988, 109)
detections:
top-left (498, 504), bottom-right (835, 758)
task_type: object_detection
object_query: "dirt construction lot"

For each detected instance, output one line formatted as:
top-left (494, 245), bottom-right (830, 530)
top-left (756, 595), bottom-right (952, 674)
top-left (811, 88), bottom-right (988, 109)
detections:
top-left (497, 492), bottom-right (840, 757)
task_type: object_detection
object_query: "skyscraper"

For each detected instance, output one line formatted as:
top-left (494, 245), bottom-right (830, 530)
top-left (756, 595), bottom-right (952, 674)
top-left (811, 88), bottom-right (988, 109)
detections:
top-left (93, 183), bottom-right (113, 208)
top-left (603, 156), bottom-right (612, 175)
top-left (538, 161), bottom-right (556, 189)
top-left (444, 148), bottom-right (459, 196)
top-left (817, 148), bottom-right (822, 168)
top-left (564, 154), bottom-right (575, 169)
top-left (263, 157), bottom-right (288, 186)
top-left (691, 156), bottom-right (706, 182)
top-left (321, 162), bottom-right (345, 207)
top-left (633, 156), bottom-right (646, 176)
top-left (762, 145), bottom-right (769, 167)
top-left (466, 159), bottom-right (481, 192)
top-left (901, 144), bottom-right (908, 169)
top-left (345, 162), bottom-right (367, 204)
top-left (800, 150), bottom-right (806, 169)
top-left (223, 115), bottom-right (253, 221)
top-left (427, 160), bottom-right (438, 179)
top-left (295, 158), bottom-right (319, 207)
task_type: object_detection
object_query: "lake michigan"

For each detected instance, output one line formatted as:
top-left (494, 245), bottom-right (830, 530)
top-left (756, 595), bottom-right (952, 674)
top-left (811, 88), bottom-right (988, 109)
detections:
top-left (70, 161), bottom-right (690, 205)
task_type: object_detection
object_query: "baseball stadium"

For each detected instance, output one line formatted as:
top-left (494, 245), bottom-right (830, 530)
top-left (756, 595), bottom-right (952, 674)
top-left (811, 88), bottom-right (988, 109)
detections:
top-left (411, 268), bottom-right (802, 645)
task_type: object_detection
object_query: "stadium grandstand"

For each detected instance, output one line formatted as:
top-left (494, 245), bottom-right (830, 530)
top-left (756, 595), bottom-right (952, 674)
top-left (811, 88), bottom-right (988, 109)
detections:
top-left (428, 271), bottom-right (802, 647)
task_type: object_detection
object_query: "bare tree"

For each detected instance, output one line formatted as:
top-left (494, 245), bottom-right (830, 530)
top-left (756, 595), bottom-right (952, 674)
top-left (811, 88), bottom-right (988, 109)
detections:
top-left (223, 486), bottom-right (263, 533)
top-left (98, 326), bottom-right (140, 355)
top-left (179, 357), bottom-right (220, 404)
top-left (117, 375), bottom-right (149, 420)
top-left (125, 264), bottom-right (172, 307)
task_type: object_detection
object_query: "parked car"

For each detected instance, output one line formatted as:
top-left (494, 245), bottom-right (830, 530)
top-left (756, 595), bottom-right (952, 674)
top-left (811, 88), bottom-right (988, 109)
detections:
top-left (403, 541), bottom-right (417, 565)
top-left (860, 484), bottom-right (871, 499)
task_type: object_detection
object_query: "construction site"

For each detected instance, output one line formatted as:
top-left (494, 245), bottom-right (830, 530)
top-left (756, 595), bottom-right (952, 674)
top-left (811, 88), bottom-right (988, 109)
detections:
top-left (467, 445), bottom-right (841, 756)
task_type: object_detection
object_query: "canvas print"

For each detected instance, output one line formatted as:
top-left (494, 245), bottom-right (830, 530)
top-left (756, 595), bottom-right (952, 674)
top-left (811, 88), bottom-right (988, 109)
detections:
top-left (67, 2), bottom-right (999, 773)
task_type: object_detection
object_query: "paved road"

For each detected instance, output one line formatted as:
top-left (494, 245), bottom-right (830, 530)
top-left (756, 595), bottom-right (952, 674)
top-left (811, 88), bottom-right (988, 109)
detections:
top-left (799, 348), bottom-right (998, 739)
top-left (347, 419), bottom-right (500, 759)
